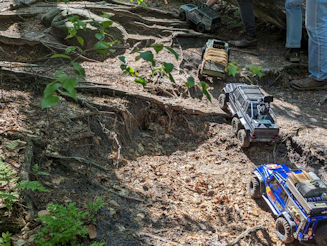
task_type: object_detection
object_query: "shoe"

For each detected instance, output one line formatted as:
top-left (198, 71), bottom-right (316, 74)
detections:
top-left (290, 78), bottom-right (327, 90)
top-left (284, 48), bottom-right (300, 63)
top-left (228, 32), bottom-right (257, 48)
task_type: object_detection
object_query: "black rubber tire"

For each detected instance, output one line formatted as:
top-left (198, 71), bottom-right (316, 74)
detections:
top-left (232, 117), bottom-right (242, 134)
top-left (179, 11), bottom-right (186, 21)
top-left (315, 224), bottom-right (327, 246)
top-left (237, 129), bottom-right (250, 148)
top-left (196, 23), bottom-right (205, 33)
top-left (248, 176), bottom-right (261, 198)
top-left (218, 94), bottom-right (227, 110)
top-left (275, 217), bottom-right (294, 244)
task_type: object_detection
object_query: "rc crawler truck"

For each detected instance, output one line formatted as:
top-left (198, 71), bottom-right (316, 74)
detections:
top-left (249, 164), bottom-right (327, 245)
top-left (198, 39), bottom-right (229, 79)
top-left (179, 4), bottom-right (221, 33)
top-left (218, 83), bottom-right (279, 147)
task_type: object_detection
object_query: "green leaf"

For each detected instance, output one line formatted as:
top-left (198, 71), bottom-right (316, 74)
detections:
top-left (76, 36), bottom-right (84, 47)
top-left (95, 33), bottom-right (105, 41)
top-left (102, 20), bottom-right (113, 28)
top-left (163, 62), bottom-right (174, 73)
top-left (62, 77), bottom-right (78, 99)
top-left (94, 41), bottom-right (110, 56)
top-left (41, 95), bottom-right (60, 109)
top-left (168, 73), bottom-right (175, 83)
top-left (199, 81), bottom-right (212, 102)
top-left (65, 46), bottom-right (83, 54)
top-left (227, 62), bottom-right (240, 77)
top-left (152, 43), bottom-right (164, 54)
top-left (120, 64), bottom-right (127, 71)
top-left (51, 54), bottom-right (71, 59)
top-left (140, 51), bottom-right (154, 63)
top-left (109, 49), bottom-right (116, 53)
top-left (119, 56), bottom-right (126, 63)
top-left (134, 77), bottom-right (147, 87)
top-left (126, 66), bottom-right (135, 76)
top-left (66, 28), bottom-right (77, 39)
top-left (247, 65), bottom-right (262, 78)
top-left (15, 181), bottom-right (49, 192)
top-left (71, 62), bottom-right (85, 78)
top-left (186, 76), bottom-right (195, 88)
top-left (43, 82), bottom-right (61, 98)
top-left (165, 46), bottom-right (179, 60)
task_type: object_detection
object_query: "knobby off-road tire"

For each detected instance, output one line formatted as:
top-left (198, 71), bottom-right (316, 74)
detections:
top-left (237, 129), bottom-right (250, 148)
top-left (218, 93), bottom-right (227, 111)
top-left (196, 23), bottom-right (205, 33)
top-left (248, 176), bottom-right (262, 198)
top-left (275, 217), bottom-right (294, 244)
top-left (232, 117), bottom-right (242, 134)
top-left (179, 11), bottom-right (186, 21)
top-left (315, 224), bottom-right (327, 246)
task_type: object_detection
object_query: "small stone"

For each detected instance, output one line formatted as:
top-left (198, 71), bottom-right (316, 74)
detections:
top-left (37, 210), bottom-right (49, 217)
top-left (88, 224), bottom-right (97, 239)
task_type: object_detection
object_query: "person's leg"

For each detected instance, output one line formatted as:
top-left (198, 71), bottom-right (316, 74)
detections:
top-left (284, 0), bottom-right (304, 62)
top-left (237, 0), bottom-right (256, 37)
top-left (229, 0), bottom-right (257, 47)
top-left (291, 0), bottom-right (327, 90)
top-left (285, 0), bottom-right (303, 48)
top-left (306, 0), bottom-right (327, 81)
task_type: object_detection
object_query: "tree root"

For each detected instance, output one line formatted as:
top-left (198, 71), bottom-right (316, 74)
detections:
top-left (46, 153), bottom-right (110, 172)
top-left (76, 85), bottom-right (226, 117)
top-left (227, 225), bottom-right (273, 246)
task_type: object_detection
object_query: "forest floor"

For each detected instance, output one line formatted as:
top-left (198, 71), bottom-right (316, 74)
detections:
top-left (0, 0), bottom-right (327, 245)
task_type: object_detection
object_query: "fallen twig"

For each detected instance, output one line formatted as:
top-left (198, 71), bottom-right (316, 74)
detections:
top-left (138, 232), bottom-right (178, 244)
top-left (227, 225), bottom-right (272, 246)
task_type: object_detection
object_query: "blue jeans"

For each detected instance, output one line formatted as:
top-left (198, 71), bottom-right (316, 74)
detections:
top-left (285, 0), bottom-right (304, 48)
top-left (237, 0), bottom-right (256, 37)
top-left (306, 0), bottom-right (327, 81)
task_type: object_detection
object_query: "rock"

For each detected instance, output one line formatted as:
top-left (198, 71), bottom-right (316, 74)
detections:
top-left (88, 224), bottom-right (97, 239)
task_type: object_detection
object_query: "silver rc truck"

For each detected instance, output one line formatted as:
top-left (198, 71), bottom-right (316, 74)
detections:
top-left (249, 164), bottom-right (327, 245)
top-left (179, 4), bottom-right (221, 33)
top-left (218, 83), bottom-right (279, 147)
top-left (198, 39), bottom-right (229, 79)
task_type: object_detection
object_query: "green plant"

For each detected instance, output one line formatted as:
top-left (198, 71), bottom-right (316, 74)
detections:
top-left (87, 197), bottom-right (105, 224)
top-left (0, 158), bottom-right (19, 210)
top-left (41, 13), bottom-right (118, 109)
top-left (227, 61), bottom-right (241, 77)
top-left (0, 159), bottom-right (48, 210)
top-left (0, 231), bottom-right (11, 246)
top-left (90, 242), bottom-right (105, 246)
top-left (35, 202), bottom-right (88, 246)
top-left (228, 62), bottom-right (263, 84)
top-left (119, 44), bottom-right (212, 102)
top-left (246, 65), bottom-right (262, 78)
top-left (32, 164), bottom-right (49, 176)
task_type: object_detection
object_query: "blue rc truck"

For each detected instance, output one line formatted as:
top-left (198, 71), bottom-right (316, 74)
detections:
top-left (249, 164), bottom-right (327, 245)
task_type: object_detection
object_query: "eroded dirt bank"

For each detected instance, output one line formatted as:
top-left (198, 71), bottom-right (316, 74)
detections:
top-left (0, 0), bottom-right (327, 245)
